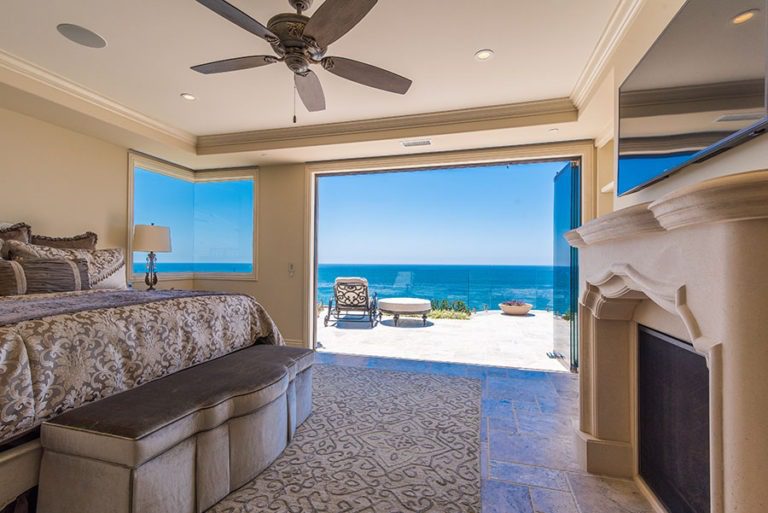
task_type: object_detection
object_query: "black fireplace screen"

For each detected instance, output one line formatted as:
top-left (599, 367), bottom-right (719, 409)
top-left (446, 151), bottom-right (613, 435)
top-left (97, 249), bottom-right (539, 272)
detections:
top-left (638, 326), bottom-right (710, 513)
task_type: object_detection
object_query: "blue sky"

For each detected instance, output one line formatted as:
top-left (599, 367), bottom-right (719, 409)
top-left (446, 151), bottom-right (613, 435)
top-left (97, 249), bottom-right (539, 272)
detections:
top-left (317, 161), bottom-right (568, 265)
top-left (133, 168), bottom-right (253, 264)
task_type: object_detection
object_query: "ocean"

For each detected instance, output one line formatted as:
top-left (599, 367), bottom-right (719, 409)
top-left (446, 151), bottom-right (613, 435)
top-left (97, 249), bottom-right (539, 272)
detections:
top-left (318, 264), bottom-right (569, 312)
top-left (132, 263), bottom-right (253, 274)
top-left (134, 262), bottom-right (570, 312)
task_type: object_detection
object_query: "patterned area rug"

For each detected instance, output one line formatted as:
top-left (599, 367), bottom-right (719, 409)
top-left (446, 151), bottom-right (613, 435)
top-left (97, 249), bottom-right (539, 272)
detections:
top-left (210, 364), bottom-right (481, 513)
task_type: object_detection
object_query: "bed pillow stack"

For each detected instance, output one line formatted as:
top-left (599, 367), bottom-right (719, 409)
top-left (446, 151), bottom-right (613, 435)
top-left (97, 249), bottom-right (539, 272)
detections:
top-left (0, 223), bottom-right (128, 295)
top-left (4, 241), bottom-right (127, 291)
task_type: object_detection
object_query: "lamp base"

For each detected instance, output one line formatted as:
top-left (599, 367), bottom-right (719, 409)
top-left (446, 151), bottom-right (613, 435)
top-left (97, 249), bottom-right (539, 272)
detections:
top-left (144, 251), bottom-right (159, 291)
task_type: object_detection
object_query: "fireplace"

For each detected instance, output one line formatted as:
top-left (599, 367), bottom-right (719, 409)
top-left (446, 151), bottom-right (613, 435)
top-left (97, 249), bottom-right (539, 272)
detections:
top-left (638, 326), bottom-right (710, 513)
top-left (566, 170), bottom-right (768, 513)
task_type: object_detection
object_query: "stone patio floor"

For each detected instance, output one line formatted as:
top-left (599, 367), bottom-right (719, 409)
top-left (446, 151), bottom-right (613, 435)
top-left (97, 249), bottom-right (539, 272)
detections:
top-left (316, 352), bottom-right (655, 513)
top-left (316, 309), bottom-right (570, 372)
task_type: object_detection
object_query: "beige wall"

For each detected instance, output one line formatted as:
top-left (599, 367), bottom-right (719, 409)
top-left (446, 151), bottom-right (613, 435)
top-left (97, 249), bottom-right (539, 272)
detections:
top-left (0, 106), bottom-right (127, 246)
top-left (195, 163), bottom-right (306, 346)
top-left (595, 140), bottom-right (615, 217)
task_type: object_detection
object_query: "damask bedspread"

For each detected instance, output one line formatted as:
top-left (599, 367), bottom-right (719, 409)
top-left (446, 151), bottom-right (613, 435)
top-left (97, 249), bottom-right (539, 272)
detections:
top-left (0, 289), bottom-right (283, 445)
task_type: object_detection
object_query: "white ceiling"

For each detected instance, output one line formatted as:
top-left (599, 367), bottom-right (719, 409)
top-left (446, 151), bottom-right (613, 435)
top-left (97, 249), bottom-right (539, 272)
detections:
top-left (0, 0), bottom-right (620, 136)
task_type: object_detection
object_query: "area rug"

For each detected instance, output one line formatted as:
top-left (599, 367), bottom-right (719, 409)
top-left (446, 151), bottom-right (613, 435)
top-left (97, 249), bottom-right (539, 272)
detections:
top-left (210, 364), bottom-right (482, 513)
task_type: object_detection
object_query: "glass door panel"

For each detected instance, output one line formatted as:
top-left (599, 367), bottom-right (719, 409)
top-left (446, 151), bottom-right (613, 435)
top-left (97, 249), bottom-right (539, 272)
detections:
top-left (553, 161), bottom-right (581, 371)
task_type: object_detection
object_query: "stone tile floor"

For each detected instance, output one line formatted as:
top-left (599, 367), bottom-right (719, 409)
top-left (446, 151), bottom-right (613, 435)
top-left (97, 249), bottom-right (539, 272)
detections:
top-left (316, 352), bottom-right (655, 513)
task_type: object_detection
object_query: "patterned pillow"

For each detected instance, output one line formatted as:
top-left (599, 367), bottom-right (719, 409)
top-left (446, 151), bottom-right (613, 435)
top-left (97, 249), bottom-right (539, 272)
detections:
top-left (0, 223), bottom-right (32, 259)
top-left (5, 241), bottom-right (127, 290)
top-left (17, 258), bottom-right (91, 294)
top-left (0, 260), bottom-right (26, 296)
top-left (31, 232), bottom-right (98, 250)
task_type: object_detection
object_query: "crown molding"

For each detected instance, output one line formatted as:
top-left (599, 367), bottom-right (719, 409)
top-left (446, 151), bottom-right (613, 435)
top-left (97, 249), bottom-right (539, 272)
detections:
top-left (571, 0), bottom-right (644, 109)
top-left (0, 49), bottom-right (196, 147)
top-left (196, 98), bottom-right (577, 155)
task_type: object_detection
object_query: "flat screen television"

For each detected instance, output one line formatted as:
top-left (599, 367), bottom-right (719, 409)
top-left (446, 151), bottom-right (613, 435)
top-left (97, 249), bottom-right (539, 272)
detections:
top-left (617, 0), bottom-right (768, 195)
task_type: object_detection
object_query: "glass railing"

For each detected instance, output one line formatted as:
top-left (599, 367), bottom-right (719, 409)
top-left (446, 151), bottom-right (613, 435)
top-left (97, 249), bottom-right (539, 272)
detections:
top-left (317, 264), bottom-right (566, 313)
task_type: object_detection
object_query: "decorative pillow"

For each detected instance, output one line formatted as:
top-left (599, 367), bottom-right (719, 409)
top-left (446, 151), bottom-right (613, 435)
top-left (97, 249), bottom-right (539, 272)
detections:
top-left (0, 260), bottom-right (27, 296)
top-left (17, 258), bottom-right (91, 294)
top-left (5, 241), bottom-right (127, 290)
top-left (0, 223), bottom-right (32, 259)
top-left (31, 232), bottom-right (98, 250)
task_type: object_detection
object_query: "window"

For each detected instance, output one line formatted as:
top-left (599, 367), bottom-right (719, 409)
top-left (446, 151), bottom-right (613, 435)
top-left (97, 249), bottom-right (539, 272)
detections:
top-left (193, 179), bottom-right (254, 273)
top-left (131, 157), bottom-right (255, 276)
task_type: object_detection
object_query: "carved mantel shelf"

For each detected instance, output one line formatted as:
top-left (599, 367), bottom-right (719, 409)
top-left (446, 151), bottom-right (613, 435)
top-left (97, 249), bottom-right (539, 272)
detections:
top-left (567, 169), bottom-right (768, 248)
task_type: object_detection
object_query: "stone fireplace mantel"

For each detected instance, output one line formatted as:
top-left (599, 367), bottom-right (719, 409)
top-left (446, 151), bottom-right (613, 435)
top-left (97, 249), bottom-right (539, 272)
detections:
top-left (567, 170), bottom-right (768, 513)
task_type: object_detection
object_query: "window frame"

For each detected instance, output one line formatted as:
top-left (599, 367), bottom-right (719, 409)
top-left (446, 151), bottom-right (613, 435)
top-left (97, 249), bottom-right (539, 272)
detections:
top-left (128, 153), bottom-right (259, 283)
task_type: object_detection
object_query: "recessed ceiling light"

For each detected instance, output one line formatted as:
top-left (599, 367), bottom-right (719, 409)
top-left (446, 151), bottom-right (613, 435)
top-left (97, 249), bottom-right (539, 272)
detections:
top-left (180, 93), bottom-right (197, 101)
top-left (474, 49), bottom-right (495, 61)
top-left (548, 128), bottom-right (560, 134)
top-left (56, 23), bottom-right (106, 48)
top-left (732, 9), bottom-right (759, 24)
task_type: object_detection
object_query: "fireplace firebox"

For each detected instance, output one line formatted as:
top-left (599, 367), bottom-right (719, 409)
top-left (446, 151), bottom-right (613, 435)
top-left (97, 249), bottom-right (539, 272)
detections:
top-left (638, 326), bottom-right (710, 513)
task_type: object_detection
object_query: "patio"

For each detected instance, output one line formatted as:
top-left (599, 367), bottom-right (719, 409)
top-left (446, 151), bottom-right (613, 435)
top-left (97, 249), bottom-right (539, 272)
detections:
top-left (316, 309), bottom-right (570, 372)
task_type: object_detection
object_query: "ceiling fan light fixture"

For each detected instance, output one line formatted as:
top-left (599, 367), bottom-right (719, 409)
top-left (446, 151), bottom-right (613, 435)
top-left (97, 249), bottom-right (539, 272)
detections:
top-left (180, 92), bottom-right (197, 101)
top-left (732, 9), bottom-right (759, 24)
top-left (474, 49), bottom-right (495, 61)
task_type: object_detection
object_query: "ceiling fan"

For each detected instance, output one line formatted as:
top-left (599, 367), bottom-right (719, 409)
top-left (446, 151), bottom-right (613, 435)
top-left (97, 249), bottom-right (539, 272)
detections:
top-left (192, 0), bottom-right (413, 112)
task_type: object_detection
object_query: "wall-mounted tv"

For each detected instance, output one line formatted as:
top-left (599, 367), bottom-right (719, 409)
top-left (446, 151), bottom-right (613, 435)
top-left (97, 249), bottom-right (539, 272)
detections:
top-left (617, 0), bottom-right (768, 196)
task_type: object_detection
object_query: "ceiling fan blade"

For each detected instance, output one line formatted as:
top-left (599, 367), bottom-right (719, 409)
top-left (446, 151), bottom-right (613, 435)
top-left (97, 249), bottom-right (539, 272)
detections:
top-left (196, 0), bottom-right (277, 43)
top-left (295, 71), bottom-right (326, 112)
top-left (303, 0), bottom-right (377, 48)
top-left (322, 57), bottom-right (412, 94)
top-left (191, 55), bottom-right (277, 74)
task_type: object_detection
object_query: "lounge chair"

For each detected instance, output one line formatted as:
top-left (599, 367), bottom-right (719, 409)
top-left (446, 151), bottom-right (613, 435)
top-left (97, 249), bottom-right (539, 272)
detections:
top-left (324, 277), bottom-right (378, 327)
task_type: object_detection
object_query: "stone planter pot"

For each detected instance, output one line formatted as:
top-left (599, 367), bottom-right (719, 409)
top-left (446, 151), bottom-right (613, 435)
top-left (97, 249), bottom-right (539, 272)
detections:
top-left (499, 302), bottom-right (532, 316)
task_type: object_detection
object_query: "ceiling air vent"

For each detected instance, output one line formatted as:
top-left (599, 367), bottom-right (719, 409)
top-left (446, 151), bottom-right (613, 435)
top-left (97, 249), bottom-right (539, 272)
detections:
top-left (401, 139), bottom-right (432, 148)
top-left (715, 112), bottom-right (763, 123)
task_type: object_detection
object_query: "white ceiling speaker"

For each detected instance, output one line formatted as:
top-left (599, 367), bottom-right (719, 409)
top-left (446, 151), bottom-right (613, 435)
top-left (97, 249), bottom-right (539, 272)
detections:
top-left (56, 23), bottom-right (107, 49)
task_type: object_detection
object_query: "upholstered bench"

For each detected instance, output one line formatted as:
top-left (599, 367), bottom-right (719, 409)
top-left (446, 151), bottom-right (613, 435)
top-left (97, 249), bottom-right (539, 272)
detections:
top-left (248, 345), bottom-right (314, 440)
top-left (37, 345), bottom-right (313, 513)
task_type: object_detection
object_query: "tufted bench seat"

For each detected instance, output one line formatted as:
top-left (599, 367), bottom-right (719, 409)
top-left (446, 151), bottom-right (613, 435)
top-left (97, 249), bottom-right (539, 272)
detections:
top-left (37, 345), bottom-right (313, 513)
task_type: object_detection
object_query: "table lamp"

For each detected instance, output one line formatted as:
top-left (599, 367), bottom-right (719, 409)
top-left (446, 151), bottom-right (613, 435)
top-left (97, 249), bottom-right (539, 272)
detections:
top-left (132, 224), bottom-right (172, 290)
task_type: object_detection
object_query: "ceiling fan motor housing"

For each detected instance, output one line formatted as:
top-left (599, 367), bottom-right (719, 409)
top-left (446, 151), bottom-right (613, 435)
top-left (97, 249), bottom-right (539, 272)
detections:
top-left (267, 12), bottom-right (326, 69)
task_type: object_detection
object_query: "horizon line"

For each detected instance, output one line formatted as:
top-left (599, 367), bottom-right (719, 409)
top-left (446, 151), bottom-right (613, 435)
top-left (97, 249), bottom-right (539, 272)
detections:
top-left (317, 262), bottom-right (557, 267)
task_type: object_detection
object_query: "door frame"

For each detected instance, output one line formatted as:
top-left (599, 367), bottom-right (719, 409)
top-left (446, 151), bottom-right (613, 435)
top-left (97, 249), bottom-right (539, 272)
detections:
top-left (303, 140), bottom-right (597, 350)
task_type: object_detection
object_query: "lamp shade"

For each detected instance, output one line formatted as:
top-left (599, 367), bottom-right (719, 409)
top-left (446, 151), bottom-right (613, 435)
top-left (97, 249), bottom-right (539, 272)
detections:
top-left (133, 225), bottom-right (172, 252)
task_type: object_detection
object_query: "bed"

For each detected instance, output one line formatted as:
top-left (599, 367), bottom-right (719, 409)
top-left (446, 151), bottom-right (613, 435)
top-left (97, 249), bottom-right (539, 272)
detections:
top-left (0, 288), bottom-right (283, 447)
top-left (0, 225), bottom-right (286, 508)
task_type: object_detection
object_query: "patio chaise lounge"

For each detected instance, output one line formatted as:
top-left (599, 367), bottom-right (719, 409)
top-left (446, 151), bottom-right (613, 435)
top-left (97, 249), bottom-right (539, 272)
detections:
top-left (324, 277), bottom-right (378, 328)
